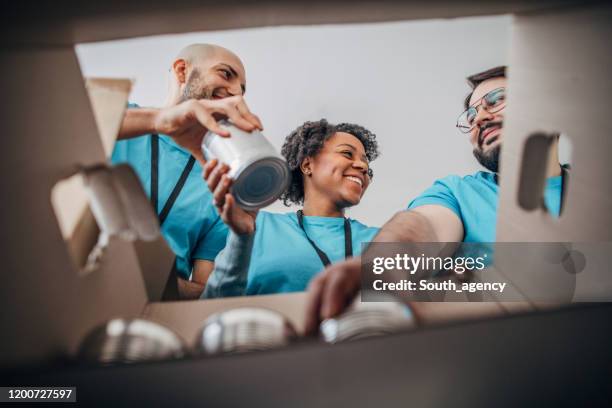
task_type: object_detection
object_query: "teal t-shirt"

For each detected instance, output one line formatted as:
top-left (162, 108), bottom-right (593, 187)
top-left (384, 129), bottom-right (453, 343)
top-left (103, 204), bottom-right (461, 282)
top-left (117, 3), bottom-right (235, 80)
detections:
top-left (407, 171), bottom-right (562, 242)
top-left (245, 212), bottom-right (379, 294)
top-left (111, 131), bottom-right (228, 279)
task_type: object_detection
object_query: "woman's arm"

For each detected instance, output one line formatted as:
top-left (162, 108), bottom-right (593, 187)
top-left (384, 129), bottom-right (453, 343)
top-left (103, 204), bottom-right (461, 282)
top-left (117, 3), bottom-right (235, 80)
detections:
top-left (201, 231), bottom-right (255, 298)
top-left (200, 159), bottom-right (259, 298)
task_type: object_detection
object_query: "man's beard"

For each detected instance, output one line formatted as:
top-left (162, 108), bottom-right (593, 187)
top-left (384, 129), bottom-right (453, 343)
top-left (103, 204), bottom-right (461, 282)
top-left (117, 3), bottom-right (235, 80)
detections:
top-left (473, 120), bottom-right (502, 173)
top-left (473, 144), bottom-right (501, 173)
top-left (179, 68), bottom-right (214, 102)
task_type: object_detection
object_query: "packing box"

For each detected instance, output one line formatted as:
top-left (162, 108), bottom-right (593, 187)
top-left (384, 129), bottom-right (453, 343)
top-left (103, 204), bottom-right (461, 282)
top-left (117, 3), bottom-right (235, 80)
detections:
top-left (0, 0), bottom-right (610, 372)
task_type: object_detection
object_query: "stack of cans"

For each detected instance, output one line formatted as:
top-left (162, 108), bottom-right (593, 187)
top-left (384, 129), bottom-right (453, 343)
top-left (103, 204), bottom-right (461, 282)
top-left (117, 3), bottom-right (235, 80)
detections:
top-left (196, 308), bottom-right (297, 355)
top-left (320, 299), bottom-right (415, 343)
top-left (78, 318), bottom-right (186, 364)
top-left (78, 303), bottom-right (413, 364)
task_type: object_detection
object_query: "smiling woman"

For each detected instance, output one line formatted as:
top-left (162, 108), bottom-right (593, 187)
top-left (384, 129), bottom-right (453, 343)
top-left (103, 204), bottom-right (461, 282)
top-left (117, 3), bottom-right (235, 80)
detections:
top-left (281, 120), bottom-right (379, 216)
top-left (201, 119), bottom-right (381, 298)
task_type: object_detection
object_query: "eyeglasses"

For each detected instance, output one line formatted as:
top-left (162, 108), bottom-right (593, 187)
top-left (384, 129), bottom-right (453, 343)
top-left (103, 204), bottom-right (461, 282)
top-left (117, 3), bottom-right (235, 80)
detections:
top-left (456, 87), bottom-right (506, 133)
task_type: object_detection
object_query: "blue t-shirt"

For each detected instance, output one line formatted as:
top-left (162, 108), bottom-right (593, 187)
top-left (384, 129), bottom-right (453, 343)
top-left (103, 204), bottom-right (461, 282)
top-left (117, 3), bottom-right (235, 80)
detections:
top-left (245, 212), bottom-right (379, 294)
top-left (111, 131), bottom-right (228, 279)
top-left (407, 171), bottom-right (562, 242)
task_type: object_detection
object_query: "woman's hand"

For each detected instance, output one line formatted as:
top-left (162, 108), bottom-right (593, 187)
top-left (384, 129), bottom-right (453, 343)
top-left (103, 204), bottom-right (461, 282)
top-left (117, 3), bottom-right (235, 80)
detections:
top-left (203, 159), bottom-right (258, 235)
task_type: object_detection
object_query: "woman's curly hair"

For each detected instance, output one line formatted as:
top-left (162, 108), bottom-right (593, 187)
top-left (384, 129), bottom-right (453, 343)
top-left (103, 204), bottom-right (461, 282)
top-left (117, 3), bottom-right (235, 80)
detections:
top-left (280, 119), bottom-right (380, 206)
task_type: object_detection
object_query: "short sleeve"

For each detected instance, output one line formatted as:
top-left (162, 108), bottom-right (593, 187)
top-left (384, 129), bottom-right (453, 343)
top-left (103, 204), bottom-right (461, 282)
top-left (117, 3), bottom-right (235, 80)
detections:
top-left (407, 177), bottom-right (461, 219)
top-left (110, 102), bottom-right (141, 164)
top-left (192, 215), bottom-right (229, 261)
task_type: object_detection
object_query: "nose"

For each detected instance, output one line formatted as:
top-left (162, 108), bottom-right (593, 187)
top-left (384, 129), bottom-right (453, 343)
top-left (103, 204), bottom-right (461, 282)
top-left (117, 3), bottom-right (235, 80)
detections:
top-left (228, 80), bottom-right (244, 96)
top-left (473, 105), bottom-right (494, 129)
top-left (352, 159), bottom-right (368, 174)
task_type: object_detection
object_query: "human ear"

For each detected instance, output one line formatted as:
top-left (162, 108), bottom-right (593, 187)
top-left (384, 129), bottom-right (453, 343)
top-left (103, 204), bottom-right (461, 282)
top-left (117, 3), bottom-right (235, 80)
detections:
top-left (172, 59), bottom-right (188, 84)
top-left (300, 157), bottom-right (312, 176)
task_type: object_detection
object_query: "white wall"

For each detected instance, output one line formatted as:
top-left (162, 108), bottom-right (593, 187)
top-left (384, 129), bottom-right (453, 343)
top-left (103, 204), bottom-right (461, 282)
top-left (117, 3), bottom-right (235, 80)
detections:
top-left (76, 15), bottom-right (512, 227)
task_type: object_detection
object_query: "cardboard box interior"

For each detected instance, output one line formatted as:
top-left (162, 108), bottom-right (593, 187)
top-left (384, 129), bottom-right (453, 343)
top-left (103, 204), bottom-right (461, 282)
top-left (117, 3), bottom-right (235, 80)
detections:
top-left (1, 0), bottom-right (590, 46)
top-left (0, 1), bottom-right (610, 369)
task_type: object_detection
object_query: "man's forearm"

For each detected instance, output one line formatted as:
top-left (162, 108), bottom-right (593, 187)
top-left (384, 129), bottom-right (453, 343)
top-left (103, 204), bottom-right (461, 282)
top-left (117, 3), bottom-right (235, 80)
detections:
top-left (364, 210), bottom-right (446, 284)
top-left (118, 108), bottom-right (159, 140)
top-left (373, 210), bottom-right (438, 243)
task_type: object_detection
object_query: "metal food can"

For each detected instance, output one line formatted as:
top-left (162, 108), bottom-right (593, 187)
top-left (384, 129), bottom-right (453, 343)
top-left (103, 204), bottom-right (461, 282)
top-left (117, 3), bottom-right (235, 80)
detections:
top-left (320, 297), bottom-right (416, 343)
top-left (196, 307), bottom-right (297, 355)
top-left (201, 120), bottom-right (290, 211)
top-left (78, 318), bottom-right (186, 364)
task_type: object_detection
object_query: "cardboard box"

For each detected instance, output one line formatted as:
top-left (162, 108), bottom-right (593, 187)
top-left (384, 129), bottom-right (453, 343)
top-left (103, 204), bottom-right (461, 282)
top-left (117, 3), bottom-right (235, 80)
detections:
top-left (496, 4), bottom-right (612, 242)
top-left (0, 1), bottom-right (610, 371)
top-left (0, 73), bottom-right (310, 367)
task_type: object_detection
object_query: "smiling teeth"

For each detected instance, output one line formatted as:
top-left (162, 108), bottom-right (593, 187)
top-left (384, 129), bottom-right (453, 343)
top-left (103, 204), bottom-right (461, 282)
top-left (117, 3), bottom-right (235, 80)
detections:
top-left (483, 125), bottom-right (501, 139)
top-left (345, 176), bottom-right (363, 186)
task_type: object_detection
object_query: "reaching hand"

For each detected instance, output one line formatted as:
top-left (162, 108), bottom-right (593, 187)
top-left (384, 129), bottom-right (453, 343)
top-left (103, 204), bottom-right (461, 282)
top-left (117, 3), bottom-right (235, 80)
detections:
top-left (304, 257), bottom-right (362, 335)
top-left (154, 96), bottom-right (263, 164)
top-left (203, 159), bottom-right (258, 235)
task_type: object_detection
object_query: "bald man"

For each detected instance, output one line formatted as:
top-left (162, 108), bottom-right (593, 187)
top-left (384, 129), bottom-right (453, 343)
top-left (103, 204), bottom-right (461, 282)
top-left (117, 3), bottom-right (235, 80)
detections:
top-left (112, 44), bottom-right (263, 299)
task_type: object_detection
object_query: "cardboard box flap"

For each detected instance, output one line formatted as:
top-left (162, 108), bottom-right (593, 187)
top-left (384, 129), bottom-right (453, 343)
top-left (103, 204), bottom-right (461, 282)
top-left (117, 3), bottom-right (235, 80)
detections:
top-left (0, 47), bottom-right (150, 367)
top-left (497, 4), bottom-right (612, 242)
top-left (2, 1), bottom-right (587, 47)
top-left (85, 78), bottom-right (132, 157)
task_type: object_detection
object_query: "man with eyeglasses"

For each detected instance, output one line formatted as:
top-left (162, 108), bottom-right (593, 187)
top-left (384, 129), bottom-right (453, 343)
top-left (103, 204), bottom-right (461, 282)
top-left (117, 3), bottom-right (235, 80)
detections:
top-left (303, 65), bottom-right (566, 333)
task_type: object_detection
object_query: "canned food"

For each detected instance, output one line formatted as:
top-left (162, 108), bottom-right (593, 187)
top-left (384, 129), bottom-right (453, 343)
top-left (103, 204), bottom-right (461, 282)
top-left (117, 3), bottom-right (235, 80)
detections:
top-left (196, 307), bottom-right (297, 355)
top-left (78, 318), bottom-right (186, 364)
top-left (202, 121), bottom-right (290, 210)
top-left (320, 298), bottom-right (415, 343)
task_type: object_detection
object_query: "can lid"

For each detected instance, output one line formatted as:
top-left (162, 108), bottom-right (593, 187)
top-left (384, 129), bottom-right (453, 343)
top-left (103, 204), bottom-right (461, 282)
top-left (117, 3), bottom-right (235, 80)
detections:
top-left (232, 157), bottom-right (290, 211)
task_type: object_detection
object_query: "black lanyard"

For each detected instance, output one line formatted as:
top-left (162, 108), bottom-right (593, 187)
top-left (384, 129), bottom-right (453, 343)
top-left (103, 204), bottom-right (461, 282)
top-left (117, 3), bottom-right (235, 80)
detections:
top-left (150, 134), bottom-right (195, 226)
top-left (559, 165), bottom-right (568, 215)
top-left (494, 164), bottom-right (568, 215)
top-left (296, 210), bottom-right (353, 267)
